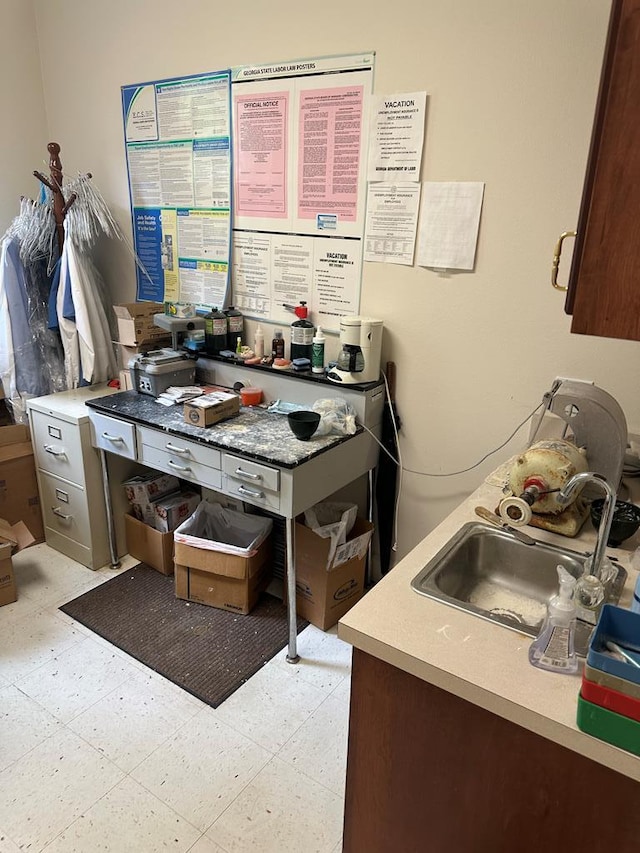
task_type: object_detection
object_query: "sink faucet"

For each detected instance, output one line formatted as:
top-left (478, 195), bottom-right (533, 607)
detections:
top-left (557, 472), bottom-right (617, 580)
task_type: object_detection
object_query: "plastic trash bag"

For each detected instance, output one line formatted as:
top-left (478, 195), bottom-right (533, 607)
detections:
top-left (312, 397), bottom-right (357, 436)
top-left (304, 501), bottom-right (358, 567)
top-left (174, 501), bottom-right (272, 557)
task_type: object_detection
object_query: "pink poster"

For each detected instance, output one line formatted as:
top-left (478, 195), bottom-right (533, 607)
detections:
top-left (234, 93), bottom-right (288, 218)
top-left (297, 85), bottom-right (364, 222)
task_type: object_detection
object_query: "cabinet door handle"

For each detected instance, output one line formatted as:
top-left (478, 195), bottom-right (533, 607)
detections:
top-left (237, 484), bottom-right (265, 499)
top-left (234, 467), bottom-right (261, 481)
top-left (102, 432), bottom-right (124, 444)
top-left (165, 442), bottom-right (190, 455)
top-left (52, 506), bottom-right (72, 520)
top-left (44, 444), bottom-right (66, 457)
top-left (167, 459), bottom-right (192, 473)
top-left (551, 230), bottom-right (577, 291)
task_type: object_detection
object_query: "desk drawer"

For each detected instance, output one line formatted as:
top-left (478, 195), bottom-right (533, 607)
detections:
top-left (31, 410), bottom-right (86, 483)
top-left (137, 426), bottom-right (221, 470)
top-left (222, 474), bottom-right (280, 511)
top-left (91, 413), bottom-right (137, 459)
top-left (139, 443), bottom-right (222, 491)
top-left (39, 472), bottom-right (91, 548)
top-left (222, 454), bottom-right (279, 492)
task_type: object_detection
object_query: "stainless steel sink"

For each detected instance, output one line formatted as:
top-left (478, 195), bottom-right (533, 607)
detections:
top-left (411, 521), bottom-right (627, 656)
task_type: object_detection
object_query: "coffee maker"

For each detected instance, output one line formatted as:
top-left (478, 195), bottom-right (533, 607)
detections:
top-left (327, 316), bottom-right (383, 384)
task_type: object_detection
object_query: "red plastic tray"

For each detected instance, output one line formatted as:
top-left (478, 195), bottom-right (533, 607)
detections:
top-left (581, 672), bottom-right (640, 723)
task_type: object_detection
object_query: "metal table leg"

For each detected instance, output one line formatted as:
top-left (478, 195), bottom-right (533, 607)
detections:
top-left (99, 448), bottom-right (121, 569)
top-left (285, 516), bottom-right (300, 663)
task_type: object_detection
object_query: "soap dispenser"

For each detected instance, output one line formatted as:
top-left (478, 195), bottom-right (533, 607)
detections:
top-left (528, 565), bottom-right (578, 674)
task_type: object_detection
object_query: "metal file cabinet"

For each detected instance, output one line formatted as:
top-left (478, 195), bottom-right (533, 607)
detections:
top-left (27, 385), bottom-right (124, 570)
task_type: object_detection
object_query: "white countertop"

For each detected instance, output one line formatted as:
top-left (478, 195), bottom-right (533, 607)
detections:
top-left (338, 477), bottom-right (640, 783)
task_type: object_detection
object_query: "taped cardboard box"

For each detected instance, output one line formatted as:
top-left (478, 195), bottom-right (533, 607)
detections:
top-left (174, 538), bottom-right (272, 614)
top-left (174, 503), bottom-right (273, 614)
top-left (292, 517), bottom-right (373, 630)
top-left (125, 513), bottom-right (174, 575)
top-left (0, 425), bottom-right (44, 543)
top-left (0, 517), bottom-right (36, 606)
top-left (114, 302), bottom-right (168, 347)
top-left (183, 392), bottom-right (240, 428)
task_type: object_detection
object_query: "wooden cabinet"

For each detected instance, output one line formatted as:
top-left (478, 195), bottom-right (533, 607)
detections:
top-left (565, 0), bottom-right (640, 340)
top-left (343, 649), bottom-right (640, 852)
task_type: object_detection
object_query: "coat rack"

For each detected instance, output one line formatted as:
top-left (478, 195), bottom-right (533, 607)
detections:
top-left (33, 142), bottom-right (77, 255)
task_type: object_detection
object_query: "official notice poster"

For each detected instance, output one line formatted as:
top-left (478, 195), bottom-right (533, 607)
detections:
top-left (231, 53), bottom-right (374, 330)
top-left (122, 70), bottom-right (232, 307)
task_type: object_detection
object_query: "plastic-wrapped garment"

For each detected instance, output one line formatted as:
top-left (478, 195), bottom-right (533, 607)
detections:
top-left (57, 230), bottom-right (117, 388)
top-left (0, 238), bottom-right (66, 420)
top-left (0, 241), bottom-right (16, 406)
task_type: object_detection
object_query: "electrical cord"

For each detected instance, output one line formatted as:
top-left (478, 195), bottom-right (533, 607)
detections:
top-left (358, 382), bottom-right (552, 555)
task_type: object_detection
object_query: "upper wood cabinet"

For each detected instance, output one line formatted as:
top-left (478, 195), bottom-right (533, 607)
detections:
top-left (565, 0), bottom-right (640, 340)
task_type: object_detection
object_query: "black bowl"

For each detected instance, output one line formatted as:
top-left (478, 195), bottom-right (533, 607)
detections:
top-left (287, 410), bottom-right (321, 441)
top-left (590, 498), bottom-right (640, 547)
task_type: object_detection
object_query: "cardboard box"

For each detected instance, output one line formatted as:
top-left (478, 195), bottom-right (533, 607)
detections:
top-left (174, 535), bottom-right (272, 614)
top-left (0, 517), bottom-right (36, 606)
top-left (124, 473), bottom-right (180, 525)
top-left (114, 302), bottom-right (168, 346)
top-left (125, 513), bottom-right (174, 575)
top-left (292, 517), bottom-right (374, 630)
top-left (0, 425), bottom-right (44, 543)
top-left (153, 490), bottom-right (200, 533)
top-left (184, 392), bottom-right (240, 428)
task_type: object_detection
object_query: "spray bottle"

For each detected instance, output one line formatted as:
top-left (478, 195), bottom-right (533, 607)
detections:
top-left (528, 565), bottom-right (578, 674)
top-left (312, 327), bottom-right (325, 374)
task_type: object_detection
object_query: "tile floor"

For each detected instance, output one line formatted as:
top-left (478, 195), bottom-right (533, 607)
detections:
top-left (0, 544), bottom-right (352, 852)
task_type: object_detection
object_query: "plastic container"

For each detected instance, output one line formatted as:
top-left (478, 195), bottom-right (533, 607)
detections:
top-left (271, 329), bottom-right (285, 359)
top-left (581, 672), bottom-right (640, 722)
top-left (528, 564), bottom-right (578, 673)
top-left (225, 306), bottom-right (244, 351)
top-left (254, 325), bottom-right (265, 359)
top-left (632, 573), bottom-right (640, 615)
top-left (584, 661), bottom-right (640, 700)
top-left (204, 307), bottom-right (227, 355)
top-left (576, 692), bottom-right (640, 756)
top-left (240, 387), bottom-right (263, 406)
top-left (290, 302), bottom-right (313, 361)
top-left (587, 604), bottom-right (640, 686)
top-left (312, 327), bottom-right (325, 374)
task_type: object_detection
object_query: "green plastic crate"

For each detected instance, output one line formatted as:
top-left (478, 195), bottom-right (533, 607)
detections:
top-left (577, 693), bottom-right (640, 756)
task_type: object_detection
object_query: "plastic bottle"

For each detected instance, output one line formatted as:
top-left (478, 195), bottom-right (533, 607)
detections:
top-left (271, 329), bottom-right (285, 359)
top-left (290, 301), bottom-right (314, 361)
top-left (254, 325), bottom-right (265, 359)
top-left (528, 565), bottom-right (578, 674)
top-left (311, 327), bottom-right (325, 374)
top-left (225, 306), bottom-right (244, 351)
top-left (631, 572), bottom-right (640, 615)
top-left (204, 307), bottom-right (228, 355)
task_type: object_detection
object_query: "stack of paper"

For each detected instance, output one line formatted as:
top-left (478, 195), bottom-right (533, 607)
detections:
top-left (156, 386), bottom-right (204, 407)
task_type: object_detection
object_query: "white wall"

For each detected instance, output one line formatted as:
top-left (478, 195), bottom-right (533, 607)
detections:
top-left (0, 0), bottom-right (49, 234)
top-left (27, 0), bottom-right (640, 562)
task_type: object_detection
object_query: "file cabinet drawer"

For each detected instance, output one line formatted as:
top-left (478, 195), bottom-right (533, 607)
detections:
top-left (30, 410), bottom-right (86, 483)
top-left (39, 472), bottom-right (91, 548)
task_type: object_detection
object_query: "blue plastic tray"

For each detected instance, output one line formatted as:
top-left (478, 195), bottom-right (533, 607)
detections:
top-left (586, 604), bottom-right (640, 686)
